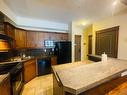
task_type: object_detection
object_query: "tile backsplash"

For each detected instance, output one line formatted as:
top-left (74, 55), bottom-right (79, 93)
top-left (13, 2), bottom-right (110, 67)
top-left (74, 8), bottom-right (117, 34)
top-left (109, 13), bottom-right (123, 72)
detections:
top-left (0, 48), bottom-right (55, 62)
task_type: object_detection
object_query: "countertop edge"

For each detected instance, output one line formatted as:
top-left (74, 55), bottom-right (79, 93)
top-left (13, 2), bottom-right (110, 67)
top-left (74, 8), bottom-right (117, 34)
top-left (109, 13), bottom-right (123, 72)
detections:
top-left (0, 73), bottom-right (9, 84)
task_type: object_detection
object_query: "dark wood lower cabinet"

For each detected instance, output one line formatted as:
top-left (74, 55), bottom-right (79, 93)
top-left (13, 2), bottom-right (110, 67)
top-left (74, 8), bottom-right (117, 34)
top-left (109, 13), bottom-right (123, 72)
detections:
top-left (0, 75), bottom-right (11, 95)
top-left (51, 56), bottom-right (57, 65)
top-left (53, 72), bottom-right (127, 95)
top-left (81, 76), bottom-right (127, 95)
top-left (23, 59), bottom-right (37, 83)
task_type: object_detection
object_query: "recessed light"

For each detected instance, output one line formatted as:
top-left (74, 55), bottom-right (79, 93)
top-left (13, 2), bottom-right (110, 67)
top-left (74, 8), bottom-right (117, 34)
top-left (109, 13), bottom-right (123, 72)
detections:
top-left (81, 22), bottom-right (86, 26)
top-left (113, 0), bottom-right (118, 6)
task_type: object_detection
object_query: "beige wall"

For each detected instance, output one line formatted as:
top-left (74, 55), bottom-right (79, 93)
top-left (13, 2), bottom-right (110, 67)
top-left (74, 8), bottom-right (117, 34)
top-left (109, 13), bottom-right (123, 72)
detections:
top-left (92, 13), bottom-right (127, 60)
top-left (71, 22), bottom-right (85, 62)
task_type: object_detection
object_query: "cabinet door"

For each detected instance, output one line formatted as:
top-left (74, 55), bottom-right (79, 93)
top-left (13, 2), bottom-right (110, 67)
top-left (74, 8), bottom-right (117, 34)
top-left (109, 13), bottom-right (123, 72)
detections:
top-left (15, 29), bottom-right (26, 48)
top-left (37, 32), bottom-right (45, 48)
top-left (51, 56), bottom-right (57, 65)
top-left (59, 33), bottom-right (68, 41)
top-left (0, 76), bottom-right (11, 95)
top-left (4, 22), bottom-right (15, 39)
top-left (62, 34), bottom-right (68, 41)
top-left (26, 32), bottom-right (38, 48)
top-left (23, 59), bottom-right (36, 83)
top-left (0, 14), bottom-right (4, 34)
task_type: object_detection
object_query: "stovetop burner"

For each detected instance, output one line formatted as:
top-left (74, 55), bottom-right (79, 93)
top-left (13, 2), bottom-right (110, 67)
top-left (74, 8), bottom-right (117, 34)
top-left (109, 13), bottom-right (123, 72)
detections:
top-left (0, 62), bottom-right (19, 75)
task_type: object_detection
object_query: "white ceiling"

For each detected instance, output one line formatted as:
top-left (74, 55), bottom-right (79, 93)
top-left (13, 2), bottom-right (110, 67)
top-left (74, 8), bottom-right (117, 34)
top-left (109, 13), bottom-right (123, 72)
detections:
top-left (3, 0), bottom-right (127, 24)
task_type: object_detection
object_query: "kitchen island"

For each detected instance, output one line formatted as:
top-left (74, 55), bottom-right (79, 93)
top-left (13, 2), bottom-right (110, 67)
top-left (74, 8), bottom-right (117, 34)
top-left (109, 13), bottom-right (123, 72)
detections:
top-left (52, 58), bottom-right (127, 95)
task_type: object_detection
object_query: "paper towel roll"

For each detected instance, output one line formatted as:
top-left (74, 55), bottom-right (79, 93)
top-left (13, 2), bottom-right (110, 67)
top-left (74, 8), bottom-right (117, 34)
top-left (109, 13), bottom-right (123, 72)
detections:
top-left (102, 52), bottom-right (107, 63)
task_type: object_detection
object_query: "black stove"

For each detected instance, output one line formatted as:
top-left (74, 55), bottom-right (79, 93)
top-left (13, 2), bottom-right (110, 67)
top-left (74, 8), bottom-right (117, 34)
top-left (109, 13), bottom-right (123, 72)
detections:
top-left (0, 62), bottom-right (23, 95)
top-left (0, 62), bottom-right (18, 74)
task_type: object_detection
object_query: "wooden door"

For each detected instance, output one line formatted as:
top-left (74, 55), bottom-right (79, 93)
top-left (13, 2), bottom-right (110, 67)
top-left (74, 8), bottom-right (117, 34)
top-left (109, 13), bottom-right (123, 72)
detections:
top-left (96, 26), bottom-right (119, 58)
top-left (75, 35), bottom-right (81, 61)
top-left (88, 35), bottom-right (92, 54)
top-left (15, 29), bottom-right (26, 48)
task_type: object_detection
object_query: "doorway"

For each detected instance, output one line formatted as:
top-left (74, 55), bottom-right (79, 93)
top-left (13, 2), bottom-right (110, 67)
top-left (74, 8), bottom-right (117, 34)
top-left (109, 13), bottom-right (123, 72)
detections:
top-left (75, 35), bottom-right (81, 62)
top-left (88, 35), bottom-right (92, 54)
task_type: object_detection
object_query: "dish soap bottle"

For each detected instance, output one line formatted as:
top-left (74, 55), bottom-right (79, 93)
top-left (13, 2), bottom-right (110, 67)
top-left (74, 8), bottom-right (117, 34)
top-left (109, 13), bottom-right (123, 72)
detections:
top-left (102, 52), bottom-right (107, 63)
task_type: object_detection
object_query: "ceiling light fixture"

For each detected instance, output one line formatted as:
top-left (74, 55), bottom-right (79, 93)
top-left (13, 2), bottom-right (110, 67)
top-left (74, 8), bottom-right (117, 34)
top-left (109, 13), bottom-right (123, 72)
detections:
top-left (121, 0), bottom-right (127, 6)
top-left (81, 22), bottom-right (86, 26)
top-left (113, 0), bottom-right (118, 6)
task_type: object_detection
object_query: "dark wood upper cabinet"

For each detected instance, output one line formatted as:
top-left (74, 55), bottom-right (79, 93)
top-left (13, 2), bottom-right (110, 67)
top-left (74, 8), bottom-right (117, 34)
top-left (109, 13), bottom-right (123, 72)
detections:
top-left (26, 31), bottom-right (38, 48)
top-left (0, 19), bottom-right (69, 49)
top-left (37, 32), bottom-right (45, 48)
top-left (26, 31), bottom-right (69, 48)
top-left (15, 28), bottom-right (26, 48)
top-left (4, 22), bottom-right (15, 39)
top-left (96, 26), bottom-right (119, 58)
top-left (0, 13), bottom-right (4, 34)
top-left (0, 12), bottom-right (15, 40)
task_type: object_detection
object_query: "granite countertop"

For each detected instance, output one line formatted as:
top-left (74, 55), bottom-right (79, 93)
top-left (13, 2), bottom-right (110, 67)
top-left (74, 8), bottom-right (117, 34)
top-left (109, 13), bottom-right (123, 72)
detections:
top-left (52, 61), bottom-right (86, 72)
top-left (53, 58), bottom-right (127, 95)
top-left (0, 57), bottom-right (35, 65)
top-left (0, 55), bottom-right (56, 65)
top-left (0, 73), bottom-right (9, 84)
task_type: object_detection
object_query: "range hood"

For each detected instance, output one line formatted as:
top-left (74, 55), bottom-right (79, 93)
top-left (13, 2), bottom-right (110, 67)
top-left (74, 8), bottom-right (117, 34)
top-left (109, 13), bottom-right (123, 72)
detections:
top-left (0, 39), bottom-right (10, 52)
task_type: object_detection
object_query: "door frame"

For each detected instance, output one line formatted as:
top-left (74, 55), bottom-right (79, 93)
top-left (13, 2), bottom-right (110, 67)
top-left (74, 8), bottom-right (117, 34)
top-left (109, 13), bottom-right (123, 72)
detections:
top-left (74, 35), bottom-right (81, 62)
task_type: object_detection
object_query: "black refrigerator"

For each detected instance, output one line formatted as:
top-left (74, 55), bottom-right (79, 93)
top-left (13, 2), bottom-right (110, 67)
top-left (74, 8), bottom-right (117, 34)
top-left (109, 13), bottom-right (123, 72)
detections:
top-left (54, 41), bottom-right (72, 64)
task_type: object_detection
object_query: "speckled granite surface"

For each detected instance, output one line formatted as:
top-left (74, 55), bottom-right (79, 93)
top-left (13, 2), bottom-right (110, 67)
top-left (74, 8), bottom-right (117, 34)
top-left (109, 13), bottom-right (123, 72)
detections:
top-left (0, 73), bottom-right (9, 84)
top-left (0, 58), bottom-right (35, 65)
top-left (52, 61), bottom-right (86, 72)
top-left (53, 58), bottom-right (127, 95)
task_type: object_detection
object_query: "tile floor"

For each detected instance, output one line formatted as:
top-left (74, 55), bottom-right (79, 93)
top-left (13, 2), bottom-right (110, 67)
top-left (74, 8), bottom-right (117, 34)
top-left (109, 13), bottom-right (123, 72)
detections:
top-left (20, 74), bottom-right (53, 95)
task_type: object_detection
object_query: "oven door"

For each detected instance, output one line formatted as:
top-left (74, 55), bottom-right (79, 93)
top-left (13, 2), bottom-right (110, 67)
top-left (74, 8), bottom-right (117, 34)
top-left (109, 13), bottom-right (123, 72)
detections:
top-left (10, 63), bottom-right (24, 95)
top-left (12, 72), bottom-right (23, 95)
